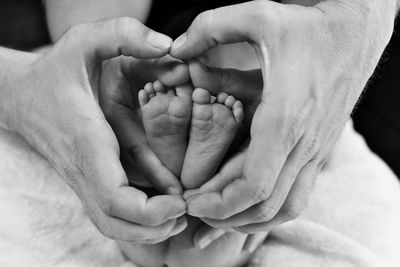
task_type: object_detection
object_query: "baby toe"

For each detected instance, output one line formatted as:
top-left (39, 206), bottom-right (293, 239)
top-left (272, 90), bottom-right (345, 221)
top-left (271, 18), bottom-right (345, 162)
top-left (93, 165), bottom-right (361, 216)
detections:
top-left (225, 95), bottom-right (236, 109)
top-left (233, 100), bottom-right (244, 122)
top-left (144, 82), bottom-right (156, 98)
top-left (217, 92), bottom-right (229, 104)
top-left (193, 88), bottom-right (212, 104)
top-left (138, 90), bottom-right (150, 106)
top-left (153, 80), bottom-right (166, 94)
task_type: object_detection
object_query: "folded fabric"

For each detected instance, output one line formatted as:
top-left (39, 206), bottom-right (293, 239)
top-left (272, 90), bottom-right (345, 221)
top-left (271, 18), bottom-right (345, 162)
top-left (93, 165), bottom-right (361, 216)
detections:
top-left (0, 122), bottom-right (399, 267)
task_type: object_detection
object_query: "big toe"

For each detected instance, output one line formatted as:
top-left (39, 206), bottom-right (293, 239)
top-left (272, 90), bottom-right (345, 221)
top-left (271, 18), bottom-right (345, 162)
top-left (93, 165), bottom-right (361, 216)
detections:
top-left (192, 88), bottom-right (212, 104)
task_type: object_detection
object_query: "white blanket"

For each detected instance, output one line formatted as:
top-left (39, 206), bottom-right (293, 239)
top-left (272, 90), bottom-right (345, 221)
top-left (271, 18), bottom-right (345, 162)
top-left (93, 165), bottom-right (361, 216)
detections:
top-left (1, 122), bottom-right (400, 267)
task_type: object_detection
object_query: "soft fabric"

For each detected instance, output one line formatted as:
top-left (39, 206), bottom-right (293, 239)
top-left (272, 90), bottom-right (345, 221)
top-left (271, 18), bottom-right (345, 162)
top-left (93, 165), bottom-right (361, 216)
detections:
top-left (0, 122), bottom-right (400, 267)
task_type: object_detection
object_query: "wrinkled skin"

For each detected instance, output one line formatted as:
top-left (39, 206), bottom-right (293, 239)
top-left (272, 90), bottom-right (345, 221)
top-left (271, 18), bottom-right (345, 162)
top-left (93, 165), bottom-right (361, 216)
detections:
top-left (168, 0), bottom-right (397, 247)
top-left (0, 18), bottom-right (189, 244)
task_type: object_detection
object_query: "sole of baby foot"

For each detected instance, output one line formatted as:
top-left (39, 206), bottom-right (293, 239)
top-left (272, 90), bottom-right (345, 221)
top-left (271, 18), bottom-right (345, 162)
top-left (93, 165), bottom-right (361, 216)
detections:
top-left (181, 88), bottom-right (243, 189)
top-left (139, 80), bottom-right (193, 177)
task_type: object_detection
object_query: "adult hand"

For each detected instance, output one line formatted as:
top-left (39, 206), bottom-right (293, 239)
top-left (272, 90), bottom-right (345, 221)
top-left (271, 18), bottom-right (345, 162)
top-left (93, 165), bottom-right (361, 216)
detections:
top-left (171, 0), bottom-right (396, 235)
top-left (2, 18), bottom-right (187, 243)
top-left (99, 55), bottom-right (190, 191)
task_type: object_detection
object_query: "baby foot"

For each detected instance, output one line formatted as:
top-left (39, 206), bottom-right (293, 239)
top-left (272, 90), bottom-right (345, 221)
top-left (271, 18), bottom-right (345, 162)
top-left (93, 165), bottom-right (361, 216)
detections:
top-left (139, 81), bottom-right (193, 177)
top-left (181, 88), bottom-right (244, 189)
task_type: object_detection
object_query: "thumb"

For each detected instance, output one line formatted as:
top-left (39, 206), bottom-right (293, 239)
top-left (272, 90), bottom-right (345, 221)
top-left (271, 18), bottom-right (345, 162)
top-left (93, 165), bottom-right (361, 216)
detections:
top-left (63, 17), bottom-right (173, 61)
top-left (170, 1), bottom-right (282, 59)
top-left (188, 60), bottom-right (263, 104)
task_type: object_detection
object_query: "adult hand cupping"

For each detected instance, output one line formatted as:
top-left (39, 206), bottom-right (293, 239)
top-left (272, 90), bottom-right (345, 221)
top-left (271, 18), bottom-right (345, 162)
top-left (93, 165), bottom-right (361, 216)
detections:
top-left (99, 55), bottom-right (190, 192)
top-left (2, 18), bottom-right (187, 243)
top-left (170, 0), bottom-right (395, 235)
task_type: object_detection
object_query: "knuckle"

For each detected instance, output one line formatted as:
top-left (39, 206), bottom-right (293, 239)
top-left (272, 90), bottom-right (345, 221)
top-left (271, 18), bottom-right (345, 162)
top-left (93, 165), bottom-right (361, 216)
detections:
top-left (112, 17), bottom-right (131, 47)
top-left (255, 205), bottom-right (278, 222)
top-left (250, 1), bottom-right (283, 41)
top-left (282, 203), bottom-right (303, 221)
top-left (94, 218), bottom-right (121, 240)
top-left (63, 24), bottom-right (86, 43)
top-left (100, 197), bottom-right (114, 217)
top-left (194, 9), bottom-right (216, 41)
top-left (113, 17), bottom-right (134, 38)
top-left (129, 142), bottom-right (146, 162)
top-left (60, 164), bottom-right (83, 186)
top-left (250, 184), bottom-right (273, 203)
top-left (284, 114), bottom-right (304, 150)
top-left (303, 136), bottom-right (321, 159)
top-left (196, 10), bottom-right (213, 29)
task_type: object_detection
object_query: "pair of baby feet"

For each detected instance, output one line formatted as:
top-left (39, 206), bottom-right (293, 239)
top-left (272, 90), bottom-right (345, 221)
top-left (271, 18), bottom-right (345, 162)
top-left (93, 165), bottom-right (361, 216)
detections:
top-left (138, 80), bottom-right (244, 189)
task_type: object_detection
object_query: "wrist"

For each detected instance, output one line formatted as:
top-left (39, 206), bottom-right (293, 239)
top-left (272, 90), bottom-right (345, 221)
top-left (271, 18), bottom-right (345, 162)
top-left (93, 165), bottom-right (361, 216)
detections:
top-left (316, 0), bottom-right (396, 39)
top-left (313, 0), bottom-right (396, 81)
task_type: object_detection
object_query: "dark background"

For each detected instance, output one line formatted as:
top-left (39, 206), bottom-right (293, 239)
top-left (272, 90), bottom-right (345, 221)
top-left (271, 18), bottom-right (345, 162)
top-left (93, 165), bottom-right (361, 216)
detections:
top-left (1, 0), bottom-right (399, 177)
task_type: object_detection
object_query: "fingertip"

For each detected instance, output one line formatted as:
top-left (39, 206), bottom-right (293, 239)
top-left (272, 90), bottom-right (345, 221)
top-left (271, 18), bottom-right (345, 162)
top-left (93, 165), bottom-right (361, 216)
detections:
top-left (167, 186), bottom-right (182, 195)
top-left (186, 197), bottom-right (204, 218)
top-left (195, 228), bottom-right (226, 249)
top-left (183, 189), bottom-right (201, 200)
top-left (170, 33), bottom-right (187, 57)
top-left (146, 31), bottom-right (173, 51)
top-left (170, 216), bottom-right (188, 236)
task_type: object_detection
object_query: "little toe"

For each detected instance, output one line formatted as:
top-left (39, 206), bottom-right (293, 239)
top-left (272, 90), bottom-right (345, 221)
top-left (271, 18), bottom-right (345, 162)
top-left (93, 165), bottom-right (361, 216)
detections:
top-left (233, 100), bottom-right (244, 122)
top-left (144, 82), bottom-right (156, 98)
top-left (225, 95), bottom-right (236, 109)
top-left (192, 88), bottom-right (212, 104)
top-left (153, 80), bottom-right (166, 94)
top-left (138, 90), bottom-right (150, 106)
top-left (217, 92), bottom-right (229, 104)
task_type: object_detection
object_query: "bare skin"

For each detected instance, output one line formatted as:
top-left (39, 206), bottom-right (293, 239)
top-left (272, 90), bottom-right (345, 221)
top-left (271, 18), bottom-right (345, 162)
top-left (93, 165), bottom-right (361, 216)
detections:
top-left (129, 83), bottom-right (252, 267)
top-left (139, 81), bottom-right (193, 178)
top-left (181, 88), bottom-right (244, 189)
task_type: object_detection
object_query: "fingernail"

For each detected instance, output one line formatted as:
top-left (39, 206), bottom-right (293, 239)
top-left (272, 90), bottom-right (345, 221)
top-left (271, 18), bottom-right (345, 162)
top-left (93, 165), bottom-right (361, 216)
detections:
top-left (172, 33), bottom-right (187, 51)
top-left (196, 229), bottom-right (226, 249)
top-left (244, 238), bottom-right (261, 254)
top-left (187, 205), bottom-right (202, 218)
top-left (246, 242), bottom-right (259, 253)
top-left (167, 186), bottom-right (181, 195)
top-left (183, 189), bottom-right (201, 200)
top-left (147, 32), bottom-right (172, 50)
top-left (170, 217), bottom-right (187, 236)
top-left (197, 237), bottom-right (213, 249)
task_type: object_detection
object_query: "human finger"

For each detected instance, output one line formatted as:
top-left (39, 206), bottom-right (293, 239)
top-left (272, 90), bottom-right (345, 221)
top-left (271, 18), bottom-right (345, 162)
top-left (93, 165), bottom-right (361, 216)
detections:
top-left (94, 213), bottom-right (187, 243)
top-left (62, 17), bottom-right (172, 62)
top-left (234, 159), bottom-right (319, 234)
top-left (183, 150), bottom-right (246, 200)
top-left (242, 232), bottom-right (269, 253)
top-left (193, 224), bottom-right (228, 249)
top-left (77, 128), bottom-right (186, 226)
top-left (170, 1), bottom-right (283, 59)
top-left (188, 60), bottom-right (262, 102)
top-left (198, 144), bottom-right (309, 228)
top-left (186, 103), bottom-right (292, 220)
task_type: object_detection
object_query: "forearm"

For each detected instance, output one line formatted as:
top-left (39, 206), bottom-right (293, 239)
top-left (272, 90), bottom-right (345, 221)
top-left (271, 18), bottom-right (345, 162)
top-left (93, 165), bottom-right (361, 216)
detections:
top-left (44, 0), bottom-right (152, 41)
